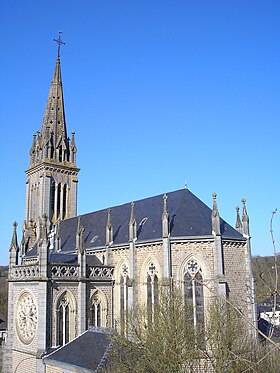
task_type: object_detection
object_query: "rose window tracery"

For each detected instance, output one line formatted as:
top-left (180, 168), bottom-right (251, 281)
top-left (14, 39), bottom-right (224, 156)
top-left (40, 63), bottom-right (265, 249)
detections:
top-left (186, 259), bottom-right (200, 277)
top-left (16, 292), bottom-right (37, 344)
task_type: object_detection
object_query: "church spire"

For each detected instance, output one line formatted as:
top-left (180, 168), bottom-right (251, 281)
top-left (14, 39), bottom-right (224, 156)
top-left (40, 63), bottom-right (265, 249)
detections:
top-left (24, 40), bottom-right (80, 230)
top-left (40, 57), bottom-right (68, 160)
top-left (29, 35), bottom-right (74, 167)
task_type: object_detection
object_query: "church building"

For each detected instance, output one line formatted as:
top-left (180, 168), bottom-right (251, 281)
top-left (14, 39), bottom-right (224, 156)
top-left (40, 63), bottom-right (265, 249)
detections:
top-left (4, 48), bottom-right (255, 372)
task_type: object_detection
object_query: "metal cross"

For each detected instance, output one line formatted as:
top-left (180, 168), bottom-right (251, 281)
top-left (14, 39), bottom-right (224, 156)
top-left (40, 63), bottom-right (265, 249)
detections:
top-left (53, 31), bottom-right (65, 59)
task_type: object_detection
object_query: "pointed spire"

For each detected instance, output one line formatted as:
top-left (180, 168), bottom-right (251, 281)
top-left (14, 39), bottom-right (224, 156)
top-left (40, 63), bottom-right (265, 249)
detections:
top-left (20, 223), bottom-right (26, 260)
top-left (235, 206), bottom-right (243, 233)
top-left (76, 216), bottom-right (81, 236)
top-left (162, 194), bottom-right (169, 238)
top-left (55, 218), bottom-right (61, 252)
top-left (70, 131), bottom-right (77, 164)
top-left (212, 192), bottom-right (219, 217)
top-left (10, 221), bottom-right (19, 251)
top-left (129, 202), bottom-right (136, 225)
top-left (31, 57), bottom-right (69, 165)
top-left (212, 192), bottom-right (221, 235)
top-left (29, 133), bottom-right (37, 164)
top-left (106, 208), bottom-right (112, 229)
top-left (162, 194), bottom-right (169, 220)
top-left (129, 202), bottom-right (137, 241)
top-left (106, 208), bottom-right (113, 246)
top-left (242, 198), bottom-right (250, 236)
top-left (76, 216), bottom-right (85, 253)
top-left (9, 222), bottom-right (19, 266)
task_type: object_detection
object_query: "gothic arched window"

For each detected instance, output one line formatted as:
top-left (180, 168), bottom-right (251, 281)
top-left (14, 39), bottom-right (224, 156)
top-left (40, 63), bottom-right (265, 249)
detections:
top-left (50, 180), bottom-right (55, 221)
top-left (56, 183), bottom-right (61, 219)
top-left (58, 146), bottom-right (63, 162)
top-left (90, 290), bottom-right (107, 328)
top-left (62, 184), bottom-right (67, 219)
top-left (58, 302), bottom-right (69, 345)
top-left (147, 263), bottom-right (158, 322)
top-left (120, 264), bottom-right (129, 334)
top-left (91, 298), bottom-right (101, 327)
top-left (183, 259), bottom-right (204, 330)
top-left (56, 292), bottom-right (75, 346)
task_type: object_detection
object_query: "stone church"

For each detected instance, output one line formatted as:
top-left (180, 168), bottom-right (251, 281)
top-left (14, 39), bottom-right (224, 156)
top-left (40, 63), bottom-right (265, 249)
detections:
top-left (4, 52), bottom-right (255, 372)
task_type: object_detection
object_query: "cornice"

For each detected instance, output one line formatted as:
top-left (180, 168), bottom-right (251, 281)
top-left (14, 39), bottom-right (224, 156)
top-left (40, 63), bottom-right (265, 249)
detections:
top-left (26, 161), bottom-right (80, 177)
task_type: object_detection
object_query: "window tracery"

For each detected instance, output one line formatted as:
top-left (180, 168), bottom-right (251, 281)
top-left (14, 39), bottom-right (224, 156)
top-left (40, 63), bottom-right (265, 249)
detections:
top-left (90, 291), bottom-right (107, 328)
top-left (183, 259), bottom-right (204, 331)
top-left (147, 262), bottom-right (158, 322)
top-left (56, 292), bottom-right (75, 346)
top-left (120, 264), bottom-right (129, 333)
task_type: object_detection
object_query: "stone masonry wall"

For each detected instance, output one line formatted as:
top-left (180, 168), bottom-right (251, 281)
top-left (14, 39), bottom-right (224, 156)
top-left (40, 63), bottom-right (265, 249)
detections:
top-left (223, 240), bottom-right (251, 316)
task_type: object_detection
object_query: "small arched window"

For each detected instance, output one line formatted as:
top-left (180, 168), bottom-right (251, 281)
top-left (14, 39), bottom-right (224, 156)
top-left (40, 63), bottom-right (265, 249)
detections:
top-left (90, 290), bottom-right (107, 328)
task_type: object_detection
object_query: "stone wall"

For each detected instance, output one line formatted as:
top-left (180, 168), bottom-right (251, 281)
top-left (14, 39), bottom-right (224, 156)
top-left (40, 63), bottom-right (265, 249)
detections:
top-left (12, 350), bottom-right (36, 373)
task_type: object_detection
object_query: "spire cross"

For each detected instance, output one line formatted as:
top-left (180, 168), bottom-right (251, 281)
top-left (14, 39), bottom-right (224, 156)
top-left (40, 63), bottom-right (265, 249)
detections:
top-left (53, 31), bottom-right (65, 59)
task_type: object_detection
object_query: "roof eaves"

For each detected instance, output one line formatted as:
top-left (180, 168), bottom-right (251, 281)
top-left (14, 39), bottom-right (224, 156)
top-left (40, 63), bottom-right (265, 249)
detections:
top-left (44, 358), bottom-right (96, 373)
top-left (221, 236), bottom-right (246, 242)
top-left (171, 235), bottom-right (214, 242)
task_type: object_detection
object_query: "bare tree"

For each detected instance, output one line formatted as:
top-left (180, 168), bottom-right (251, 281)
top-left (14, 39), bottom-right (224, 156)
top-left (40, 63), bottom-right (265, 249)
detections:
top-left (104, 287), bottom-right (280, 373)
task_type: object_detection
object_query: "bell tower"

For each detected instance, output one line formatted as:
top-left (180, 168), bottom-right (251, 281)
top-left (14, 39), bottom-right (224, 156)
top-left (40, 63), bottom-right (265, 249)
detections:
top-left (25, 36), bottom-right (79, 229)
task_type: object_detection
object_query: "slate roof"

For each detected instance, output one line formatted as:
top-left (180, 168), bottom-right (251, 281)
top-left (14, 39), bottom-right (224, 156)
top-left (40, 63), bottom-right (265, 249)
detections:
top-left (48, 253), bottom-right (103, 265)
top-left (59, 188), bottom-right (244, 253)
top-left (43, 328), bottom-right (111, 372)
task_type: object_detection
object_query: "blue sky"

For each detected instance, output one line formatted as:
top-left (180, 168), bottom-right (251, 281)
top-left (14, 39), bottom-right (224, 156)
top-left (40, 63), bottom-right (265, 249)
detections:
top-left (0, 0), bottom-right (279, 265)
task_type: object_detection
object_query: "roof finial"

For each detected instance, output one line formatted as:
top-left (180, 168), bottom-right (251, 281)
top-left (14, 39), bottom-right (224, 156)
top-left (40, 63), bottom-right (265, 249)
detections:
top-left (53, 31), bottom-right (65, 59)
top-left (106, 208), bottom-right (112, 229)
top-left (235, 206), bottom-right (243, 233)
top-left (241, 198), bottom-right (250, 236)
top-left (211, 192), bottom-right (221, 235)
top-left (129, 202), bottom-right (136, 225)
top-left (10, 221), bottom-right (19, 248)
top-left (162, 194), bottom-right (169, 220)
top-left (212, 192), bottom-right (219, 218)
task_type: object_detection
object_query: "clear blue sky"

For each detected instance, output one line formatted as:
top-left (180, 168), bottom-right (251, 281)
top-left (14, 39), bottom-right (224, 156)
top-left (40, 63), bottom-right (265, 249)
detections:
top-left (0, 0), bottom-right (279, 265)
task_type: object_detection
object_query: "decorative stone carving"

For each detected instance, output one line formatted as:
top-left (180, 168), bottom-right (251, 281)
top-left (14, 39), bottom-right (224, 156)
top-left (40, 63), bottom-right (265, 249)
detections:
top-left (121, 264), bottom-right (129, 278)
top-left (51, 265), bottom-right (78, 277)
top-left (185, 259), bottom-right (200, 277)
top-left (88, 266), bottom-right (114, 279)
top-left (16, 292), bottom-right (37, 344)
top-left (147, 262), bottom-right (157, 277)
top-left (10, 265), bottom-right (40, 280)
